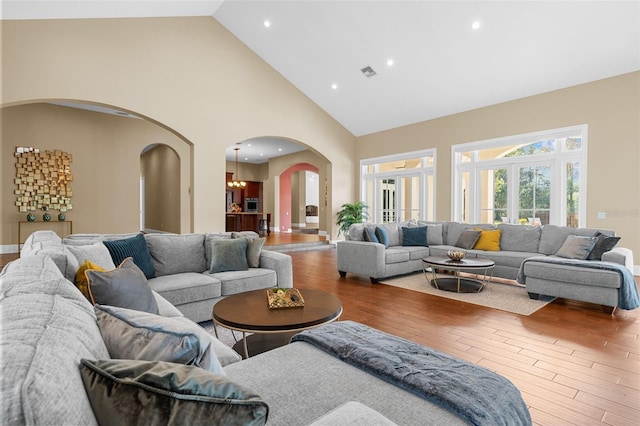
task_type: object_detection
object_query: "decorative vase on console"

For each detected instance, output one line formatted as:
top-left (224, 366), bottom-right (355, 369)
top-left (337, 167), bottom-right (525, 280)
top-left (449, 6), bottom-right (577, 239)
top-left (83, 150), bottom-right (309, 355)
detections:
top-left (26, 212), bottom-right (36, 222)
top-left (42, 207), bottom-right (51, 222)
top-left (58, 212), bottom-right (66, 221)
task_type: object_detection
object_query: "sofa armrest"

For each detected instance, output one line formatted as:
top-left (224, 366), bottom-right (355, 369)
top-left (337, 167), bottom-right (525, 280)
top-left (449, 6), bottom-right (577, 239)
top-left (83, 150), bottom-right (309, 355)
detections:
top-left (259, 250), bottom-right (293, 288)
top-left (602, 247), bottom-right (634, 271)
top-left (336, 240), bottom-right (386, 279)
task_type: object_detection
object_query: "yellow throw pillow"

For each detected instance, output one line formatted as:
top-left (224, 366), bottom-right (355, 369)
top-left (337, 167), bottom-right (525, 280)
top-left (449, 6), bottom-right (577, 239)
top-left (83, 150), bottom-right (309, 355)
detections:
top-left (473, 228), bottom-right (502, 251)
top-left (76, 260), bottom-right (107, 300)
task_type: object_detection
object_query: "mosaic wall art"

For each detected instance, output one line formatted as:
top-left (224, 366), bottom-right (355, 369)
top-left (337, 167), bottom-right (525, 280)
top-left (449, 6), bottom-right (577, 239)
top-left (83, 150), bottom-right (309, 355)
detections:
top-left (14, 147), bottom-right (73, 213)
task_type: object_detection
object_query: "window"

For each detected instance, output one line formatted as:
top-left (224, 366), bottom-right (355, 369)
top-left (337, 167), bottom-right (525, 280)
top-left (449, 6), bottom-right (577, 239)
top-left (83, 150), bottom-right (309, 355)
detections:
top-left (452, 125), bottom-right (587, 227)
top-left (361, 149), bottom-right (436, 223)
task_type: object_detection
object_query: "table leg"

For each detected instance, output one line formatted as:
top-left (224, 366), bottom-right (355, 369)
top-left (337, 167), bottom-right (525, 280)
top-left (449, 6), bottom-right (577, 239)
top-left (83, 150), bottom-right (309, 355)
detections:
top-left (242, 332), bottom-right (249, 359)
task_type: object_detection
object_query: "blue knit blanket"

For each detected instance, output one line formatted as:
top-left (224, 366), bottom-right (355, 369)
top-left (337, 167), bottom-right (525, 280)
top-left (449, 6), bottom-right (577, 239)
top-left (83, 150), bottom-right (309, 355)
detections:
top-left (517, 257), bottom-right (639, 310)
top-left (291, 321), bottom-right (532, 426)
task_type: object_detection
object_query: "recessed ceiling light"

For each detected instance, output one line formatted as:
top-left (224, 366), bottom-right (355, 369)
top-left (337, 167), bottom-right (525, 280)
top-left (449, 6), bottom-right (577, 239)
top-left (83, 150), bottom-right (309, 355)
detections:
top-left (386, 59), bottom-right (394, 66)
top-left (259, 153), bottom-right (264, 156)
top-left (472, 21), bottom-right (481, 30)
top-left (278, 148), bottom-right (283, 152)
top-left (244, 157), bottom-right (249, 161)
top-left (263, 20), bottom-right (271, 28)
top-left (331, 83), bottom-right (338, 90)
top-left (247, 143), bottom-right (252, 147)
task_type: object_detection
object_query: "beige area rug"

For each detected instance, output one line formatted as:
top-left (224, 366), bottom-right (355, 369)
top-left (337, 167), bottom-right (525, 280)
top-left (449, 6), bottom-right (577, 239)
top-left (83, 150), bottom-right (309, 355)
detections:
top-left (381, 273), bottom-right (555, 316)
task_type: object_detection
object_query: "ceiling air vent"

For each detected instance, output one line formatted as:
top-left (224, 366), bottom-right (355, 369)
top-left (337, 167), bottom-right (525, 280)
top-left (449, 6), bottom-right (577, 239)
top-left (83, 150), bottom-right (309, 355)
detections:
top-left (361, 66), bottom-right (377, 78)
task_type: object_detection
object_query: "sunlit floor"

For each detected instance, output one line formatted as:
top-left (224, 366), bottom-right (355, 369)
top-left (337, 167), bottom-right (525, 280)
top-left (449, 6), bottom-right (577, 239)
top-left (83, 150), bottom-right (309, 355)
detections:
top-left (263, 231), bottom-right (327, 247)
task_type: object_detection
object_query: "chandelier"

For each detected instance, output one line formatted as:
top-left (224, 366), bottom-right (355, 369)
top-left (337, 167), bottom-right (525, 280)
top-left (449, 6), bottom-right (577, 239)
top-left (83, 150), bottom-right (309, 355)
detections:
top-left (227, 147), bottom-right (246, 188)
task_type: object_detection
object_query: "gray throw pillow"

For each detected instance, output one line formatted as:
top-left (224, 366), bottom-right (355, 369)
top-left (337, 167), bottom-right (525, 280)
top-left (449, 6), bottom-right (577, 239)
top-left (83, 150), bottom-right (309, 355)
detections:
top-left (555, 235), bottom-right (597, 260)
top-left (80, 359), bottom-right (269, 426)
top-left (246, 237), bottom-right (266, 268)
top-left (86, 258), bottom-right (159, 314)
top-left (94, 304), bottom-right (231, 374)
top-left (363, 227), bottom-right (379, 243)
top-left (455, 230), bottom-right (482, 250)
top-left (209, 238), bottom-right (249, 273)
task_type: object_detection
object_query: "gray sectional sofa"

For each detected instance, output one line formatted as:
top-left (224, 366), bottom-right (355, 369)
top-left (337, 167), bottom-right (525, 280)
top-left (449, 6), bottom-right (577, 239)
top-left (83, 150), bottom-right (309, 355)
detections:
top-left (2, 243), bottom-right (532, 425)
top-left (21, 230), bottom-right (293, 322)
top-left (337, 221), bottom-right (637, 311)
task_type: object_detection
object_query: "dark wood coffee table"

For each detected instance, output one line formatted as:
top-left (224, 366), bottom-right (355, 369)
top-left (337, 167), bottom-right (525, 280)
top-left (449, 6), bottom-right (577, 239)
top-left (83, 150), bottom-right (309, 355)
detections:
top-left (422, 256), bottom-right (495, 293)
top-left (212, 288), bottom-right (342, 358)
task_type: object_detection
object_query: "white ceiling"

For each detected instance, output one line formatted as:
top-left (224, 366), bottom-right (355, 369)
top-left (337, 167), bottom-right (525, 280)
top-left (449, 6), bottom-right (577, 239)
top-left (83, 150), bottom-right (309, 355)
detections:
top-left (4, 0), bottom-right (640, 146)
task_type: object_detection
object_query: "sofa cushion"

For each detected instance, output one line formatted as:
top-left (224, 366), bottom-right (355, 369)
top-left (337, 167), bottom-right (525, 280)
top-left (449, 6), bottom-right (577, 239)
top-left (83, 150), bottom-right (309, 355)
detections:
top-left (402, 226), bottom-right (427, 246)
top-left (538, 224), bottom-right (602, 255)
top-left (80, 359), bottom-right (269, 426)
top-left (473, 229), bottom-right (502, 251)
top-left (385, 247), bottom-right (410, 264)
top-left (67, 242), bottom-right (116, 271)
top-left (206, 268), bottom-right (278, 296)
top-left (147, 273), bottom-right (221, 305)
top-left (209, 238), bottom-right (249, 273)
top-left (586, 233), bottom-right (621, 260)
top-left (446, 222), bottom-right (495, 246)
top-left (103, 233), bottom-right (155, 279)
top-left (145, 233), bottom-right (207, 276)
top-left (375, 226), bottom-right (390, 248)
top-left (498, 224), bottom-right (541, 253)
top-left (455, 230), bottom-right (482, 250)
top-left (555, 235), bottom-right (597, 260)
top-left (94, 304), bottom-right (227, 373)
top-left (380, 223), bottom-right (401, 247)
top-left (403, 246), bottom-right (431, 261)
top-left (86, 258), bottom-right (159, 315)
top-left (346, 223), bottom-right (367, 241)
top-left (1, 255), bottom-right (110, 426)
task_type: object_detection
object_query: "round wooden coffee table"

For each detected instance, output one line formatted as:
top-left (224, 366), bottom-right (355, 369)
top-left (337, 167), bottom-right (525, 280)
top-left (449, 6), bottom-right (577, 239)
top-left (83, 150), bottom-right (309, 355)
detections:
top-left (212, 288), bottom-right (342, 358)
top-left (422, 256), bottom-right (495, 293)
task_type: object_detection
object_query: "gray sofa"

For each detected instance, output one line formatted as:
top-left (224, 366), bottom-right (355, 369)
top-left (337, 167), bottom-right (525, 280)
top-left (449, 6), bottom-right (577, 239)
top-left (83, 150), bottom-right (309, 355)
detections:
top-left (337, 221), bottom-right (636, 311)
top-left (21, 230), bottom-right (293, 322)
top-left (1, 253), bottom-right (532, 425)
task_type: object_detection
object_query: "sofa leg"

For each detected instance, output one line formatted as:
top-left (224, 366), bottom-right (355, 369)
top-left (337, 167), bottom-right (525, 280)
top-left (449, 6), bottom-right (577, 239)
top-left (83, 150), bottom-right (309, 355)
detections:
top-left (527, 292), bottom-right (540, 300)
top-left (338, 271), bottom-right (346, 278)
top-left (601, 305), bottom-right (616, 315)
top-left (370, 277), bottom-right (379, 284)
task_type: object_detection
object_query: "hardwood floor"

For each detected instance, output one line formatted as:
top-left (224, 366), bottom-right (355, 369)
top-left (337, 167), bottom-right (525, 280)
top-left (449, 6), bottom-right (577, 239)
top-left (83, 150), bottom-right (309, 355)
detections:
top-left (2, 244), bottom-right (638, 425)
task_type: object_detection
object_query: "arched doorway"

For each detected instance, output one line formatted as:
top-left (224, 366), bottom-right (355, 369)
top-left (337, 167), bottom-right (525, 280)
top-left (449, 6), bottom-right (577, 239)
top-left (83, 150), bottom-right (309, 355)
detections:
top-left (140, 144), bottom-right (181, 233)
top-left (278, 163), bottom-right (320, 233)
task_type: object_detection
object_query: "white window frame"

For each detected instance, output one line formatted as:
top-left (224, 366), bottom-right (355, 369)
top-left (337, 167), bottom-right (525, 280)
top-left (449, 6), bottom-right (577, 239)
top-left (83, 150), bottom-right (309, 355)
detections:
top-left (360, 149), bottom-right (436, 223)
top-left (452, 125), bottom-right (588, 226)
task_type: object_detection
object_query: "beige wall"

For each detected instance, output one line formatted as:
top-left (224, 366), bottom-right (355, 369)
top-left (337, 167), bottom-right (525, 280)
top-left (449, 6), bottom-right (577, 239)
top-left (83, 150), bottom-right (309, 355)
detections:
top-left (356, 72), bottom-right (640, 258)
top-left (1, 103), bottom-right (191, 245)
top-left (1, 17), bottom-right (356, 248)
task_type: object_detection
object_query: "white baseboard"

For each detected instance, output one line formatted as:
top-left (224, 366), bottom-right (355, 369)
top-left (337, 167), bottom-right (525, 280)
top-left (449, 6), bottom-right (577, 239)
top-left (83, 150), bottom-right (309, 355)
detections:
top-left (1, 244), bottom-right (19, 254)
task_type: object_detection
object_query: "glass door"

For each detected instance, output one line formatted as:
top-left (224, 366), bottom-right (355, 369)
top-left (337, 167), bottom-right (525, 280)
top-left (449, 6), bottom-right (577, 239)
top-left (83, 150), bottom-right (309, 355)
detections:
top-left (517, 163), bottom-right (552, 225)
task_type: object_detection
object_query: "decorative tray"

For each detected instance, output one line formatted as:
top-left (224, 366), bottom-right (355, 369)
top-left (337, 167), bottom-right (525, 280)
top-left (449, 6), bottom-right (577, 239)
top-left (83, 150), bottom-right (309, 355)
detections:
top-left (267, 288), bottom-right (305, 309)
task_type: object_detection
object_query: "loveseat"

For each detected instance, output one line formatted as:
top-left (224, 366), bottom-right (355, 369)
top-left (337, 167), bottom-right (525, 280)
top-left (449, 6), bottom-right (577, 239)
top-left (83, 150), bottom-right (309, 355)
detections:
top-left (337, 221), bottom-right (638, 312)
top-left (2, 252), bottom-right (533, 425)
top-left (21, 230), bottom-right (293, 322)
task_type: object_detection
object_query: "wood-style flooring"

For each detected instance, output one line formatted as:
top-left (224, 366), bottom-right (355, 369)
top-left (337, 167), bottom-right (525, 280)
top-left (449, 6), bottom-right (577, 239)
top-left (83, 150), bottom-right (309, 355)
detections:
top-left (2, 235), bottom-right (638, 425)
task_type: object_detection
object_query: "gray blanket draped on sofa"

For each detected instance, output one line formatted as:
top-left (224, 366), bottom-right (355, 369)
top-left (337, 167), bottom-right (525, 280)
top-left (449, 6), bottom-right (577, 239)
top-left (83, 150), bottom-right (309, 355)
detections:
top-left (292, 321), bottom-right (532, 426)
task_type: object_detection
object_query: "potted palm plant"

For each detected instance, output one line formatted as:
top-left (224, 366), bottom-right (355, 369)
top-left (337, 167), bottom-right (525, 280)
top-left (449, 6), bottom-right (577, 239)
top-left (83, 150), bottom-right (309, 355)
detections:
top-left (336, 202), bottom-right (369, 237)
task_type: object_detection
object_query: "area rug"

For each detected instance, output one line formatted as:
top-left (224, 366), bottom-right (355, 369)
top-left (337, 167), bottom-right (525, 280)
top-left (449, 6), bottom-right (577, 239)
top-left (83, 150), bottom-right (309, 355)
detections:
top-left (199, 320), bottom-right (250, 348)
top-left (381, 273), bottom-right (554, 316)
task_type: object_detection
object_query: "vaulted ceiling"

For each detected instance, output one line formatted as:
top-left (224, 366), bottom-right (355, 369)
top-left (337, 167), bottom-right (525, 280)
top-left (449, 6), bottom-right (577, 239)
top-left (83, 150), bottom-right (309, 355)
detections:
top-left (4, 1), bottom-right (639, 141)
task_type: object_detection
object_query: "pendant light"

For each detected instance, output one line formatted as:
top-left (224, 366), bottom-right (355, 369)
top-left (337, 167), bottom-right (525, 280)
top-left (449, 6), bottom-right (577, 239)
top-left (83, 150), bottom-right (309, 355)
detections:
top-left (228, 147), bottom-right (247, 188)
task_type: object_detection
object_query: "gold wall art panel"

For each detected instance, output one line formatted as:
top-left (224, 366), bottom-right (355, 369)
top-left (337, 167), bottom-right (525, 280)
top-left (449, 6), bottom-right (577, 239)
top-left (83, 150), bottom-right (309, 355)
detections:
top-left (14, 147), bottom-right (73, 213)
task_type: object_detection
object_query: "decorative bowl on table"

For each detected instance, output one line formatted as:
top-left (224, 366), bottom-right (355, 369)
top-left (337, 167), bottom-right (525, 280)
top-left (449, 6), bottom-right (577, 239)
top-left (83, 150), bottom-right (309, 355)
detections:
top-left (447, 250), bottom-right (467, 261)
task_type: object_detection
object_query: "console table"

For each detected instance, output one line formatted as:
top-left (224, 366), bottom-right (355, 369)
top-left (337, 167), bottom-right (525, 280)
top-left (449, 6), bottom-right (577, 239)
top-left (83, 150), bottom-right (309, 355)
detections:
top-left (18, 220), bottom-right (73, 251)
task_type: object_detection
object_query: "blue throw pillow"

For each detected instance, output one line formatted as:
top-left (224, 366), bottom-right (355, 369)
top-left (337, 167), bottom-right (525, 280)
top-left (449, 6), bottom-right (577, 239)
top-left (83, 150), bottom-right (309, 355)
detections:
top-left (375, 226), bottom-right (389, 248)
top-left (103, 233), bottom-right (155, 279)
top-left (402, 226), bottom-right (427, 246)
top-left (363, 227), bottom-right (379, 243)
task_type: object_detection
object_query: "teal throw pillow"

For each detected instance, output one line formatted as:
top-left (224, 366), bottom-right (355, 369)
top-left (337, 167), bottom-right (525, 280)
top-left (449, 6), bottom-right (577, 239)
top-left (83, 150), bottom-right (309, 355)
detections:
top-left (80, 359), bottom-right (269, 426)
top-left (209, 238), bottom-right (249, 273)
top-left (103, 233), bottom-right (155, 279)
top-left (375, 226), bottom-right (389, 248)
top-left (402, 226), bottom-right (427, 246)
